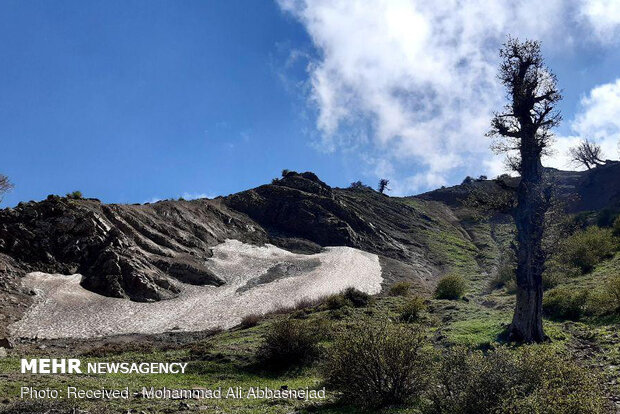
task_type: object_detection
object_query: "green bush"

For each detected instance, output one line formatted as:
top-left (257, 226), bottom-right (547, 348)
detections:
top-left (614, 216), bottom-right (620, 237)
top-left (324, 319), bottom-right (432, 408)
top-left (558, 226), bottom-right (616, 273)
top-left (66, 190), bottom-right (83, 199)
top-left (324, 294), bottom-right (350, 310)
top-left (435, 273), bottom-right (466, 300)
top-left (543, 287), bottom-right (589, 320)
top-left (606, 274), bottom-right (620, 313)
top-left (256, 319), bottom-right (321, 370)
top-left (400, 296), bottom-right (426, 322)
top-left (541, 268), bottom-right (563, 290)
top-left (491, 247), bottom-right (516, 289)
top-left (428, 346), bottom-right (609, 414)
top-left (342, 287), bottom-right (372, 307)
top-left (389, 281), bottom-right (412, 296)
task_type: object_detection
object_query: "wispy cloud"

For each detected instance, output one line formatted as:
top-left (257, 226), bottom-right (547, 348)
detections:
top-left (546, 78), bottom-right (620, 170)
top-left (277, 0), bottom-right (619, 194)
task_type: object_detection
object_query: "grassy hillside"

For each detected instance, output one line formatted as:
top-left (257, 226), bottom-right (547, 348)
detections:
top-left (2, 250), bottom-right (617, 413)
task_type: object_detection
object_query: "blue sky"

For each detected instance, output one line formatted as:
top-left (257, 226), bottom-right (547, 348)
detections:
top-left (1, 0), bottom-right (619, 206)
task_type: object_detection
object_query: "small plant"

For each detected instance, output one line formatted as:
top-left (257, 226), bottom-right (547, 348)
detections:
top-left (389, 281), bottom-right (412, 296)
top-left (543, 287), bottom-right (589, 320)
top-left (324, 319), bottom-right (432, 408)
top-left (400, 296), bottom-right (426, 322)
top-left (342, 287), bottom-right (372, 307)
top-left (239, 313), bottom-right (262, 329)
top-left (435, 273), bottom-right (466, 300)
top-left (66, 190), bottom-right (83, 199)
top-left (256, 319), bottom-right (321, 370)
top-left (324, 293), bottom-right (350, 310)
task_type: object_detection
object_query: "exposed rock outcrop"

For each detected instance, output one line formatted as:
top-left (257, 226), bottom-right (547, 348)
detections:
top-left (0, 196), bottom-right (267, 301)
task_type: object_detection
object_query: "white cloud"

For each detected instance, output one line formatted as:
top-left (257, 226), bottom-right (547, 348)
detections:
top-left (143, 192), bottom-right (217, 204)
top-left (579, 0), bottom-right (620, 43)
top-left (277, 0), bottom-right (620, 194)
top-left (572, 79), bottom-right (620, 144)
top-left (180, 192), bottom-right (215, 200)
top-left (545, 78), bottom-right (620, 170)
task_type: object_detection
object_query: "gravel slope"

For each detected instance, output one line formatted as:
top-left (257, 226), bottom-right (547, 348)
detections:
top-left (10, 240), bottom-right (382, 339)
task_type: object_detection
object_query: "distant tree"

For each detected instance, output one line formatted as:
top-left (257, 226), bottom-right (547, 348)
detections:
top-left (461, 176), bottom-right (474, 185)
top-left (0, 174), bottom-right (13, 203)
top-left (377, 178), bottom-right (390, 194)
top-left (66, 190), bottom-right (83, 199)
top-left (281, 169), bottom-right (298, 178)
top-left (478, 175), bottom-right (488, 181)
top-left (568, 139), bottom-right (604, 169)
top-left (488, 37), bottom-right (562, 343)
top-left (349, 181), bottom-right (366, 189)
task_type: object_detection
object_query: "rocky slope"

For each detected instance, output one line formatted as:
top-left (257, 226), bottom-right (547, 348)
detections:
top-left (0, 164), bottom-right (618, 338)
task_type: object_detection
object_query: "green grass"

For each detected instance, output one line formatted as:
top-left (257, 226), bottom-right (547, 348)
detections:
top-left (1, 241), bottom-right (618, 413)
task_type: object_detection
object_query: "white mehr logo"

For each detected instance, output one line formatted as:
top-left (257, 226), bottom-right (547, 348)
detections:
top-left (21, 359), bottom-right (82, 374)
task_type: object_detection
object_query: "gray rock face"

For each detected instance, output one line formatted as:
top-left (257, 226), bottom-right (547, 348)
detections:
top-left (0, 196), bottom-right (268, 301)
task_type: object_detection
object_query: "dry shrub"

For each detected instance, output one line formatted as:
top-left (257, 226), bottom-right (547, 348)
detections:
top-left (428, 346), bottom-right (610, 414)
top-left (81, 341), bottom-right (155, 357)
top-left (342, 287), bottom-right (372, 307)
top-left (324, 319), bottom-right (433, 408)
top-left (256, 319), bottom-right (321, 370)
top-left (324, 293), bottom-right (350, 309)
top-left (543, 287), bottom-right (589, 320)
top-left (400, 296), bottom-right (426, 322)
top-left (239, 313), bottom-right (262, 329)
top-left (389, 281), bottom-right (412, 296)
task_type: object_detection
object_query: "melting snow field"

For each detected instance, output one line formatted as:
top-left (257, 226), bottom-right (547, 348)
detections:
top-left (10, 240), bottom-right (382, 339)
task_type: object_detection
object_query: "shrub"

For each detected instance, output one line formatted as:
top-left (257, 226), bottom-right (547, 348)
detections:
top-left (66, 190), bottom-right (83, 199)
top-left (558, 226), bottom-right (616, 273)
top-left (543, 287), bottom-right (589, 320)
top-left (187, 341), bottom-right (214, 360)
top-left (614, 216), bottom-right (620, 237)
top-left (342, 287), bottom-right (372, 307)
top-left (606, 274), bottom-right (620, 313)
top-left (239, 313), bottom-right (262, 329)
top-left (435, 274), bottom-right (466, 300)
top-left (541, 269), bottom-right (563, 290)
top-left (293, 296), bottom-right (322, 310)
top-left (389, 281), bottom-right (412, 296)
top-left (256, 319), bottom-right (321, 370)
top-left (324, 294), bottom-right (350, 310)
top-left (584, 289), bottom-right (616, 316)
top-left (324, 319), bottom-right (433, 408)
top-left (400, 296), bottom-right (426, 322)
top-left (428, 346), bottom-right (609, 414)
top-left (491, 248), bottom-right (516, 290)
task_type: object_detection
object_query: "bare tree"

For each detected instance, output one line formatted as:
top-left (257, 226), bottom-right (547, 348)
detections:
top-left (568, 139), bottom-right (604, 169)
top-left (488, 37), bottom-right (562, 343)
top-left (377, 179), bottom-right (390, 194)
top-left (0, 174), bottom-right (13, 203)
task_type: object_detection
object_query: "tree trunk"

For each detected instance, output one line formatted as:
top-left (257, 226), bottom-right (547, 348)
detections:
top-left (509, 136), bottom-right (548, 343)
